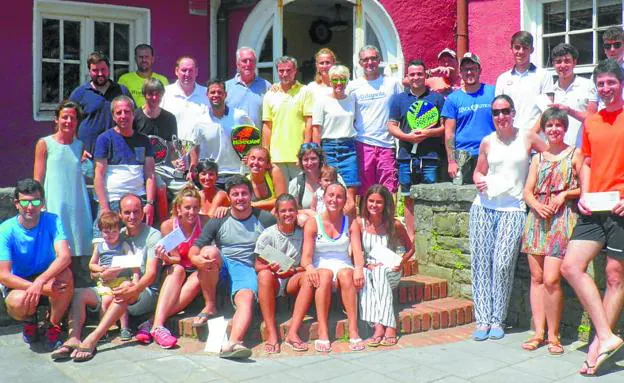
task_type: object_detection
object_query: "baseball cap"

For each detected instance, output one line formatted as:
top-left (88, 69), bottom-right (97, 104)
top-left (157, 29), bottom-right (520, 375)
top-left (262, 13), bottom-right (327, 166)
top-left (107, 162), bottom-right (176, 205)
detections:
top-left (460, 52), bottom-right (481, 66)
top-left (437, 48), bottom-right (457, 60)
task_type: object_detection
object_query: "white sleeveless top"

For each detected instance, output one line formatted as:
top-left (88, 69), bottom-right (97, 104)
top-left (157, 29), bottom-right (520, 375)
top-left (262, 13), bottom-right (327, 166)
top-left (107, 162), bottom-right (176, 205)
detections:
top-left (473, 130), bottom-right (530, 211)
top-left (360, 218), bottom-right (389, 263)
top-left (313, 214), bottom-right (351, 266)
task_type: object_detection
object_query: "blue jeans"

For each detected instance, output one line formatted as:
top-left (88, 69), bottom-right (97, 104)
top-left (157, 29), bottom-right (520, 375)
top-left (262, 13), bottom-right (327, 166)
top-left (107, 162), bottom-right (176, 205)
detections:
top-left (321, 138), bottom-right (360, 187)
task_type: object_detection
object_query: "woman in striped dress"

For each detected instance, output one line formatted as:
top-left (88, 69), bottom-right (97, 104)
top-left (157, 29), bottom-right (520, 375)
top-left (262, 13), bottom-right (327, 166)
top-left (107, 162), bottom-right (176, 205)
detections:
top-left (351, 184), bottom-right (414, 347)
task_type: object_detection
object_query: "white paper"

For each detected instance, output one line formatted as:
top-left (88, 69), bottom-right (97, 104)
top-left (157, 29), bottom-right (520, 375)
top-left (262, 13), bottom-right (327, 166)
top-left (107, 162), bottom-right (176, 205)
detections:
top-left (535, 94), bottom-right (553, 112)
top-left (258, 245), bottom-right (295, 273)
top-left (157, 227), bottom-right (186, 253)
top-left (204, 316), bottom-right (229, 353)
top-left (110, 254), bottom-right (142, 269)
top-left (584, 191), bottom-right (620, 212)
top-left (484, 174), bottom-right (514, 198)
top-left (369, 245), bottom-right (403, 268)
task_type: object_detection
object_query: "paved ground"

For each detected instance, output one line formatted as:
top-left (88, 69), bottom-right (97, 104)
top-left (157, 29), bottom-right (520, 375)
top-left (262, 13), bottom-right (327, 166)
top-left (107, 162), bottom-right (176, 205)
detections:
top-left (2, 324), bottom-right (624, 382)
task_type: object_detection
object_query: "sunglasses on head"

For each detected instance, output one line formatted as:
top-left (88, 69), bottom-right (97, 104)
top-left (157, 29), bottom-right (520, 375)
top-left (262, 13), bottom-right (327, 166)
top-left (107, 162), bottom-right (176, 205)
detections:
top-left (300, 142), bottom-right (320, 150)
top-left (18, 199), bottom-right (42, 207)
top-left (330, 78), bottom-right (348, 85)
top-left (604, 42), bottom-right (623, 50)
top-left (492, 108), bottom-right (512, 117)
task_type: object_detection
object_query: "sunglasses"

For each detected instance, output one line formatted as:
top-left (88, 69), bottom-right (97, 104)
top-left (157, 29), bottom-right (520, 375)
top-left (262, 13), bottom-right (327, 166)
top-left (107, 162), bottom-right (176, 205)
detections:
top-left (300, 142), bottom-right (320, 150)
top-left (492, 108), bottom-right (512, 117)
top-left (330, 78), bottom-right (348, 85)
top-left (604, 42), bottom-right (623, 50)
top-left (18, 199), bottom-right (42, 207)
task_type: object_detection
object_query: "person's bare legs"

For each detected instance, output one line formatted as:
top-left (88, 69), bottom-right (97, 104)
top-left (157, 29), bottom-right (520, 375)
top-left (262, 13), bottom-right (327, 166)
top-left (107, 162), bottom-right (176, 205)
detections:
top-left (404, 197), bottom-right (415, 243)
top-left (229, 289), bottom-right (254, 344)
top-left (72, 300), bottom-right (129, 359)
top-left (257, 269), bottom-right (279, 346)
top-left (336, 268), bottom-right (359, 340)
top-left (196, 247), bottom-right (221, 316)
top-left (169, 271), bottom-right (201, 315)
top-left (315, 269), bottom-right (334, 341)
top-left (527, 255), bottom-right (546, 340)
top-left (152, 265), bottom-right (187, 329)
top-left (286, 274), bottom-right (314, 344)
top-left (65, 288), bottom-right (99, 346)
top-left (543, 256), bottom-right (564, 343)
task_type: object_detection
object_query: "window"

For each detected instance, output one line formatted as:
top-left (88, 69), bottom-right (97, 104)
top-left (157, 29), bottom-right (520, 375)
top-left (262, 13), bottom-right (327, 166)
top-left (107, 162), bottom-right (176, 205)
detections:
top-left (538, 0), bottom-right (622, 74)
top-left (34, 0), bottom-right (149, 120)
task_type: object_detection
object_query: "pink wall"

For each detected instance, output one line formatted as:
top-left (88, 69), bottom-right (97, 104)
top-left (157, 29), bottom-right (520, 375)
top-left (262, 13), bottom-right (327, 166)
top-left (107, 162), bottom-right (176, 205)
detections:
top-left (0, 1), bottom-right (209, 187)
top-left (468, 0), bottom-right (521, 84)
top-left (228, 6), bottom-right (254, 77)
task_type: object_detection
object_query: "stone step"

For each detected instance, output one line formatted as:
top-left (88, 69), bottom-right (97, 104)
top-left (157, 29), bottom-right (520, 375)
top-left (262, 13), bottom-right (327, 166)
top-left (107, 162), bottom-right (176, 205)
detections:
top-left (397, 274), bottom-right (448, 304)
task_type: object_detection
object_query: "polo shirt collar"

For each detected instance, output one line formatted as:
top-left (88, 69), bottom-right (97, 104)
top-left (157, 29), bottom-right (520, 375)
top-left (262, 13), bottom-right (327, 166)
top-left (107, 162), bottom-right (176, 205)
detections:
top-left (209, 105), bottom-right (230, 120)
top-left (407, 87), bottom-right (430, 98)
top-left (511, 63), bottom-right (537, 76)
top-left (234, 72), bottom-right (260, 87)
top-left (173, 80), bottom-right (202, 98)
top-left (554, 75), bottom-right (580, 92)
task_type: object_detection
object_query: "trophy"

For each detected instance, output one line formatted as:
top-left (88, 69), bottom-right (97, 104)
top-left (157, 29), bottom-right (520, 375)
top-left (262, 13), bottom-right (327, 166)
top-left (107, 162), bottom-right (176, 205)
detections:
top-left (171, 135), bottom-right (195, 179)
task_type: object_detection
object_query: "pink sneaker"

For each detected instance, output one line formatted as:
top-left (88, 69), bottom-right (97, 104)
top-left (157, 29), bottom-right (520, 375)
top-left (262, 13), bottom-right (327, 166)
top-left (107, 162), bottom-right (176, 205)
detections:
top-left (135, 320), bottom-right (153, 344)
top-left (151, 326), bottom-right (177, 349)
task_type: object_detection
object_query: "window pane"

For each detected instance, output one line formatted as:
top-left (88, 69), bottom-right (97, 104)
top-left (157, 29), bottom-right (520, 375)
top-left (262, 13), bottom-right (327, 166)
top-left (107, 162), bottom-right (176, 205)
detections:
top-left (113, 64), bottom-right (128, 81)
top-left (366, 20), bottom-right (381, 58)
top-left (543, 2), bottom-right (565, 34)
top-left (42, 19), bottom-right (60, 59)
top-left (42, 62), bottom-right (60, 103)
top-left (542, 35), bottom-right (565, 67)
top-left (569, 0), bottom-right (593, 31)
top-left (259, 27), bottom-right (272, 62)
top-left (94, 21), bottom-right (110, 56)
top-left (598, 0), bottom-right (623, 26)
top-left (259, 67), bottom-right (273, 83)
top-left (569, 32), bottom-right (593, 65)
top-left (64, 21), bottom-right (80, 60)
top-left (63, 64), bottom-right (80, 99)
top-left (114, 23), bottom-right (130, 61)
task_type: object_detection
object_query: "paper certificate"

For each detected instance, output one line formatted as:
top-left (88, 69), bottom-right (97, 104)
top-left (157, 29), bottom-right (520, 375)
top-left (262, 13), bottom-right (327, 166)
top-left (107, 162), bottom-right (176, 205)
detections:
top-left (110, 254), bottom-right (142, 269)
top-left (369, 245), bottom-right (403, 268)
top-left (204, 316), bottom-right (229, 353)
top-left (583, 191), bottom-right (620, 212)
top-left (484, 174), bottom-right (514, 198)
top-left (157, 227), bottom-right (186, 253)
top-left (258, 245), bottom-right (295, 273)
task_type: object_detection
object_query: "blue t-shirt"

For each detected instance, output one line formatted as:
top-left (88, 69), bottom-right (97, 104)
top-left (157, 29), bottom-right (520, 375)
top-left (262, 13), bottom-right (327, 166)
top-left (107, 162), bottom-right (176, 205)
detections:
top-left (69, 81), bottom-right (131, 154)
top-left (225, 74), bottom-right (271, 129)
top-left (389, 88), bottom-right (446, 160)
top-left (441, 84), bottom-right (496, 156)
top-left (0, 212), bottom-right (67, 278)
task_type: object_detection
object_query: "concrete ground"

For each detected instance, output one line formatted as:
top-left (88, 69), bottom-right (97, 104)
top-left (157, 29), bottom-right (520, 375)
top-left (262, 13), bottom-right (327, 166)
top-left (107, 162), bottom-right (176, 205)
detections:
top-left (2, 324), bottom-right (624, 382)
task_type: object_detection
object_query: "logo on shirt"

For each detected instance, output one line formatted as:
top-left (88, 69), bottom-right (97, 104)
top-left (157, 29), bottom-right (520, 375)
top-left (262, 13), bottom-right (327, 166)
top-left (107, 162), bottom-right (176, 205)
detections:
top-left (458, 103), bottom-right (491, 113)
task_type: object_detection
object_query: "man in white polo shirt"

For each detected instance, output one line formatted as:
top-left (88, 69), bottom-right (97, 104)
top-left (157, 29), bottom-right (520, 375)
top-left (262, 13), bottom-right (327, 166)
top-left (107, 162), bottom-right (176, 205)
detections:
top-left (548, 43), bottom-right (598, 147)
top-left (495, 31), bottom-right (554, 132)
top-left (189, 79), bottom-right (251, 187)
top-left (160, 56), bottom-right (209, 140)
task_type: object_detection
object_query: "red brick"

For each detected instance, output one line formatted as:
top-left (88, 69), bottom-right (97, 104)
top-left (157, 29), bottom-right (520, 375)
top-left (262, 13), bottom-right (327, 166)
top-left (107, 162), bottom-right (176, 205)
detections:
top-left (457, 308), bottom-right (465, 325)
top-left (431, 311), bottom-right (440, 330)
top-left (440, 310), bottom-right (449, 329)
top-left (412, 261), bottom-right (419, 275)
top-left (399, 286), bottom-right (407, 304)
top-left (406, 285), bottom-right (416, 302)
top-left (440, 281), bottom-right (448, 298)
top-left (399, 310), bottom-right (412, 334)
top-left (432, 283), bottom-right (440, 300)
top-left (423, 284), bottom-right (432, 301)
top-left (415, 285), bottom-right (424, 302)
top-left (412, 312), bottom-right (422, 333)
top-left (335, 319), bottom-right (348, 339)
top-left (449, 308), bottom-right (457, 327)
top-left (422, 312), bottom-right (431, 331)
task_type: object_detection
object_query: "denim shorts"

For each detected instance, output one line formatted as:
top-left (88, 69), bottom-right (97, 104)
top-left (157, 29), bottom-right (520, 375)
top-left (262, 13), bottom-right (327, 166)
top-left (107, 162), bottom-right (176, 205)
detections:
top-left (219, 257), bottom-right (258, 299)
top-left (322, 138), bottom-right (360, 187)
top-left (398, 155), bottom-right (439, 196)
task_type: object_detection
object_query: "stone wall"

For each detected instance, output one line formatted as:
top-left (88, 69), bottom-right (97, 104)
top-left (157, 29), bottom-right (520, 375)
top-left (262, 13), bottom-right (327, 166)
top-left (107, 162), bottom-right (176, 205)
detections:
top-left (411, 182), bottom-right (623, 341)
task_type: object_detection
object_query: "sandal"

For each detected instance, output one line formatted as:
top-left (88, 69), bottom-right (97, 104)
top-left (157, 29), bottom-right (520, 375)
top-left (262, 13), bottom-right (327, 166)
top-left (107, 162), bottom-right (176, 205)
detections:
top-left (380, 336), bottom-right (398, 347)
top-left (51, 343), bottom-right (78, 361)
top-left (284, 339), bottom-right (309, 352)
top-left (579, 360), bottom-right (596, 376)
top-left (192, 312), bottom-right (216, 328)
top-left (314, 339), bottom-right (332, 353)
top-left (547, 340), bottom-right (564, 356)
top-left (264, 342), bottom-right (280, 354)
top-left (521, 336), bottom-right (545, 351)
top-left (72, 344), bottom-right (97, 363)
top-left (349, 338), bottom-right (365, 352)
top-left (591, 340), bottom-right (624, 376)
top-left (367, 335), bottom-right (384, 348)
top-left (219, 343), bottom-right (252, 359)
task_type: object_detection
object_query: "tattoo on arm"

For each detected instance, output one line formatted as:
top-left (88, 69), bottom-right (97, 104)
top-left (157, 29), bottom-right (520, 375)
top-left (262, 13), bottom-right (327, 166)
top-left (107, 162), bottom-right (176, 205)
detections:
top-left (445, 136), bottom-right (455, 162)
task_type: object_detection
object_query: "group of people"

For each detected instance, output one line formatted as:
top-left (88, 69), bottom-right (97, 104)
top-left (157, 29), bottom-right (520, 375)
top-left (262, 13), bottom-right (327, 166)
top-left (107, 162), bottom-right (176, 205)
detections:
top-left (0, 23), bottom-right (623, 374)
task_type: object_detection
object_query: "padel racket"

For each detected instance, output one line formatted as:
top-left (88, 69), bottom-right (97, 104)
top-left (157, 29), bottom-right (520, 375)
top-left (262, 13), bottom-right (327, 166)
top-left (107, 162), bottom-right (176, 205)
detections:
top-left (406, 100), bottom-right (440, 130)
top-left (148, 135), bottom-right (169, 165)
top-left (231, 124), bottom-right (261, 159)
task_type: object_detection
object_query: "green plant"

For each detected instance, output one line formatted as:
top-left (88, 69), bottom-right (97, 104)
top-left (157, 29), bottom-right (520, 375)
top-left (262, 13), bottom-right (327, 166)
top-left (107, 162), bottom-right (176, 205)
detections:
top-left (430, 230), bottom-right (442, 251)
top-left (453, 261), bottom-right (465, 271)
top-left (396, 195), bottom-right (405, 217)
top-left (577, 324), bottom-right (590, 335)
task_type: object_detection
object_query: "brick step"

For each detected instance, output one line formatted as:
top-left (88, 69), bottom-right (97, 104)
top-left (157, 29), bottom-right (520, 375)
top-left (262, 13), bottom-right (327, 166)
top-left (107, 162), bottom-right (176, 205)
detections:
top-left (398, 274), bottom-right (448, 304)
top-left (397, 297), bottom-right (475, 334)
top-left (401, 259), bottom-right (419, 276)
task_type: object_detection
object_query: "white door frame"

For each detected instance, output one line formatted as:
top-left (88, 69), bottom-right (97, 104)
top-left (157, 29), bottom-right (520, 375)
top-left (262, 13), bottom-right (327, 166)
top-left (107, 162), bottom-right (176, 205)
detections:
top-left (237, 0), bottom-right (404, 81)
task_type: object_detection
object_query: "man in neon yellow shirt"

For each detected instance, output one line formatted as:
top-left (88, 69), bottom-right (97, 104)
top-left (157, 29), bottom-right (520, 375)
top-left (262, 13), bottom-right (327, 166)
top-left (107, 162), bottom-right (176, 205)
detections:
top-left (262, 56), bottom-right (313, 183)
top-left (119, 44), bottom-right (169, 107)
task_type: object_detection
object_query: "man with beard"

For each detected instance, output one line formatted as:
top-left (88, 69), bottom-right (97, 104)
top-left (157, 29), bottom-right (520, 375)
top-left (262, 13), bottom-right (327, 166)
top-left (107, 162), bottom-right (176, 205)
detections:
top-left (189, 79), bottom-right (251, 187)
top-left (118, 44), bottom-right (169, 108)
top-left (69, 52), bottom-right (132, 156)
top-left (225, 47), bottom-right (271, 129)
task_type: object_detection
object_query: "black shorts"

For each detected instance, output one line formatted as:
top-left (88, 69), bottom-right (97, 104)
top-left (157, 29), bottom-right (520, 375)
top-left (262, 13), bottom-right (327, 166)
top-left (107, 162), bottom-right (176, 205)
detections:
top-left (1, 273), bottom-right (49, 308)
top-left (570, 213), bottom-right (624, 260)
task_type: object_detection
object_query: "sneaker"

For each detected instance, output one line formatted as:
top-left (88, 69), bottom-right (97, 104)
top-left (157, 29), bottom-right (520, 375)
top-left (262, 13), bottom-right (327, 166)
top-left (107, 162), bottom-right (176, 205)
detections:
top-left (22, 322), bottom-right (39, 345)
top-left (151, 326), bottom-right (177, 349)
top-left (119, 328), bottom-right (133, 341)
top-left (489, 326), bottom-right (505, 340)
top-left (44, 324), bottom-right (63, 351)
top-left (135, 320), bottom-right (153, 344)
top-left (472, 326), bottom-right (490, 341)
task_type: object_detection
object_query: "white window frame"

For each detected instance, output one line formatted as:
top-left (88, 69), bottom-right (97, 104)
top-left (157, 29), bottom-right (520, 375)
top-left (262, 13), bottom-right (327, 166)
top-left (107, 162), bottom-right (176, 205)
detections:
top-left (522, 0), bottom-right (623, 76)
top-left (33, 0), bottom-right (150, 121)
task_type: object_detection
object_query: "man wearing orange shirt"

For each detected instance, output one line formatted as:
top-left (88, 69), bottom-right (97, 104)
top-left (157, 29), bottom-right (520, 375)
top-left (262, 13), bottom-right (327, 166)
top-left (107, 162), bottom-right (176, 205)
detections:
top-left (561, 59), bottom-right (624, 376)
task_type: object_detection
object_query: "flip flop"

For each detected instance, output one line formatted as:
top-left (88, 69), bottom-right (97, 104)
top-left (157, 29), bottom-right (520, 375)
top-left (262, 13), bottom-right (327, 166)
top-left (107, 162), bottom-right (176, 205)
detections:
top-left (192, 312), bottom-right (216, 328)
top-left (314, 339), bottom-right (331, 353)
top-left (591, 340), bottom-right (624, 376)
top-left (367, 335), bottom-right (384, 348)
top-left (219, 343), bottom-right (252, 359)
top-left (547, 341), bottom-right (564, 356)
top-left (284, 339), bottom-right (309, 352)
top-left (264, 342), bottom-right (280, 354)
top-left (349, 338), bottom-right (365, 352)
top-left (579, 360), bottom-right (596, 376)
top-left (72, 345), bottom-right (97, 363)
top-left (380, 336), bottom-right (398, 347)
top-left (521, 336), bottom-right (545, 351)
top-left (51, 343), bottom-right (78, 361)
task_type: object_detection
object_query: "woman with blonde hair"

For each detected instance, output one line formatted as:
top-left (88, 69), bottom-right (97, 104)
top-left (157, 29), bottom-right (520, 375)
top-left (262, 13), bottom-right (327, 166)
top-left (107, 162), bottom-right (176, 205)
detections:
top-left (308, 48), bottom-right (337, 99)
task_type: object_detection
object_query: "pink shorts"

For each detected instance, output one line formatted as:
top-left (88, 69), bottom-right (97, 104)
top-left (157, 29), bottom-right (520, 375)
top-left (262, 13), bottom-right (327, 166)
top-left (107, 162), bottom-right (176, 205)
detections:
top-left (355, 141), bottom-right (398, 195)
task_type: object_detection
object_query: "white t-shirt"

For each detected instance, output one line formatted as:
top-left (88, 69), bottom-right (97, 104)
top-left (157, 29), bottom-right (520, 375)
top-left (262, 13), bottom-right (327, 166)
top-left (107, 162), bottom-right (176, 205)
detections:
top-left (348, 76), bottom-right (403, 148)
top-left (495, 64), bottom-right (554, 132)
top-left (553, 76), bottom-right (598, 147)
top-left (160, 81), bottom-right (209, 141)
top-left (312, 95), bottom-right (356, 140)
top-left (191, 106), bottom-right (250, 175)
top-left (307, 81), bottom-right (333, 104)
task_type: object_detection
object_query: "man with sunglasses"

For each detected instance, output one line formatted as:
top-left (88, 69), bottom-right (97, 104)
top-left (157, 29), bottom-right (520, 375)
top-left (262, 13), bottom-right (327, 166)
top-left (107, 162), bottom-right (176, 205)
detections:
top-left (599, 27), bottom-right (624, 110)
top-left (0, 178), bottom-right (74, 352)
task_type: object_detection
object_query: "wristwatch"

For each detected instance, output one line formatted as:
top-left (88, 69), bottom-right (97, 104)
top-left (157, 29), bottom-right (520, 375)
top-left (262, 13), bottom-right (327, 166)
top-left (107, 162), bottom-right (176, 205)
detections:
top-left (146, 200), bottom-right (155, 206)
